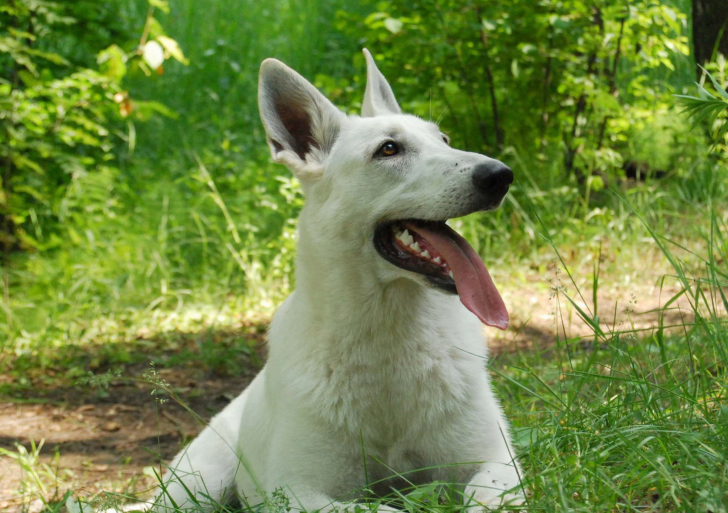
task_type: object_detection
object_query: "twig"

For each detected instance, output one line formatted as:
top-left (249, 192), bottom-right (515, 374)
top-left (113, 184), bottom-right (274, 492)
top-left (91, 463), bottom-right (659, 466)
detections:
top-left (596, 14), bottom-right (626, 150)
top-left (564, 6), bottom-right (604, 182)
top-left (477, 7), bottom-right (504, 151)
top-left (138, 5), bottom-right (156, 49)
top-left (540, 22), bottom-right (556, 146)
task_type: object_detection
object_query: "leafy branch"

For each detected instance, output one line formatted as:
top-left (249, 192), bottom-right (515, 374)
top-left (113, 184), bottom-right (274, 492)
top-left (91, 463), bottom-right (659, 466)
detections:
top-left (676, 67), bottom-right (728, 143)
top-left (0, 0), bottom-right (187, 256)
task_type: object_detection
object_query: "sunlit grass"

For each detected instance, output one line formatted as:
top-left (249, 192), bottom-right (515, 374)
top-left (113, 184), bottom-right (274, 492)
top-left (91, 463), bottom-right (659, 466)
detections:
top-left (3, 189), bottom-right (726, 512)
top-left (493, 201), bottom-right (728, 511)
top-left (1, 0), bottom-right (727, 510)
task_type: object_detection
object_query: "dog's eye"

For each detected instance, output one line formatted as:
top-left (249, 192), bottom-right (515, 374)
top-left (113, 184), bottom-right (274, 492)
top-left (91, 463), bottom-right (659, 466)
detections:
top-left (378, 141), bottom-right (399, 157)
top-left (441, 134), bottom-right (450, 145)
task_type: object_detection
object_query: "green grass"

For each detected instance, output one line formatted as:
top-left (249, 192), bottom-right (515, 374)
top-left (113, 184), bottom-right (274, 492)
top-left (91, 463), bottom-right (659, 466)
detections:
top-left (492, 204), bottom-right (728, 511)
top-left (2, 0), bottom-right (728, 510)
top-left (5, 190), bottom-right (727, 513)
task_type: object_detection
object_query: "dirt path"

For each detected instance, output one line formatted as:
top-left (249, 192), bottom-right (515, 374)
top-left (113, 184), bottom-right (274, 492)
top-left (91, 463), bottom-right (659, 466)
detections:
top-left (0, 257), bottom-right (697, 512)
top-left (0, 365), bottom-right (254, 511)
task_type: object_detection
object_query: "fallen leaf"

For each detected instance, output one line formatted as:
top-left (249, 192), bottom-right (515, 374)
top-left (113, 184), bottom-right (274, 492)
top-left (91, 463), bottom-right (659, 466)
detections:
top-left (102, 421), bottom-right (121, 432)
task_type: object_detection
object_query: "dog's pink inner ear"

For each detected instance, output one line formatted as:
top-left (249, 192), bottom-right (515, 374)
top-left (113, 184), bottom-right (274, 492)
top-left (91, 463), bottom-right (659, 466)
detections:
top-left (274, 102), bottom-right (319, 160)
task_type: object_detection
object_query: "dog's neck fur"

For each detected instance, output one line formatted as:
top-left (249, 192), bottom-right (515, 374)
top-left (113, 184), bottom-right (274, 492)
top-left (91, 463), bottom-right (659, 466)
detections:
top-left (274, 204), bottom-right (486, 441)
top-left (293, 208), bottom-right (438, 346)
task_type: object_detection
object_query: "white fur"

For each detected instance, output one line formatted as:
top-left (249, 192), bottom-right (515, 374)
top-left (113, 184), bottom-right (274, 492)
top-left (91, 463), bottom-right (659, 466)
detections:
top-left (127, 50), bottom-right (524, 513)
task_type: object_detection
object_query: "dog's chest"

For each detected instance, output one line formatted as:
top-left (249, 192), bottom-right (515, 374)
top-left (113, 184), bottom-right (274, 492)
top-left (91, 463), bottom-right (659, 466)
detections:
top-left (308, 332), bottom-right (480, 446)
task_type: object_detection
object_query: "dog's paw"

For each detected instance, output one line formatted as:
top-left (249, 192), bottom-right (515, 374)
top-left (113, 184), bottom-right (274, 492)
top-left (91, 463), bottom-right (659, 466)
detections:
top-left (374, 505), bottom-right (401, 513)
top-left (464, 463), bottom-right (525, 511)
top-left (337, 502), bottom-right (401, 513)
top-left (463, 485), bottom-right (525, 512)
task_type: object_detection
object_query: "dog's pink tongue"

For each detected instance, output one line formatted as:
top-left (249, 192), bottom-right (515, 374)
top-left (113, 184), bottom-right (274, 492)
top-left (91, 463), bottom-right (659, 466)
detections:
top-left (407, 223), bottom-right (509, 330)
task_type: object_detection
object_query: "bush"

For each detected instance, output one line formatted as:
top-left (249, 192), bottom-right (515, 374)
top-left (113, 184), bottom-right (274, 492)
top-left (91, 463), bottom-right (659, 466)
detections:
top-left (335, 0), bottom-right (692, 185)
top-left (0, 0), bottom-right (184, 251)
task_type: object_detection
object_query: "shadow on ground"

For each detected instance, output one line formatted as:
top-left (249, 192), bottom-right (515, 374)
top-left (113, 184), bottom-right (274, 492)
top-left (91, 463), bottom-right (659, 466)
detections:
top-left (0, 324), bottom-right (266, 511)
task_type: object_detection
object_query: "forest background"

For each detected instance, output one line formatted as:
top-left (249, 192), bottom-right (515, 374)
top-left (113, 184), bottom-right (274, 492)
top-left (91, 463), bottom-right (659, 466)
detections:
top-left (1, 0), bottom-right (728, 512)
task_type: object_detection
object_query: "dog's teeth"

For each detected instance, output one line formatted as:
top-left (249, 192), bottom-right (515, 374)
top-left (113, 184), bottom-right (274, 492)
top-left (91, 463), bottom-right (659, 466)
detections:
top-left (395, 229), bottom-right (414, 247)
top-left (433, 256), bottom-right (441, 264)
top-left (402, 230), bottom-right (413, 245)
top-left (448, 271), bottom-right (454, 279)
top-left (410, 242), bottom-right (421, 253)
top-left (421, 250), bottom-right (430, 259)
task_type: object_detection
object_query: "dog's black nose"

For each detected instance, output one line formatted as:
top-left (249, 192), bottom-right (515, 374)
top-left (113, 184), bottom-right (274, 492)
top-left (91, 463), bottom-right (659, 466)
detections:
top-left (472, 161), bottom-right (514, 207)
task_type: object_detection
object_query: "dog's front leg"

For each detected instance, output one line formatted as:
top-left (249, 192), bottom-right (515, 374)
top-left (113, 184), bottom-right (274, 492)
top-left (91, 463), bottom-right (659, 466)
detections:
top-left (152, 425), bottom-right (238, 511)
top-left (150, 389), bottom-right (249, 512)
top-left (462, 449), bottom-right (525, 512)
top-left (462, 401), bottom-right (525, 509)
top-left (100, 406), bottom-right (242, 513)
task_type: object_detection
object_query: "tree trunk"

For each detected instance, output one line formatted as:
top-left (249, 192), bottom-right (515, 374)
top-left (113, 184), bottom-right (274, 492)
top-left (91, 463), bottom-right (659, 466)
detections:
top-left (692, 0), bottom-right (728, 69)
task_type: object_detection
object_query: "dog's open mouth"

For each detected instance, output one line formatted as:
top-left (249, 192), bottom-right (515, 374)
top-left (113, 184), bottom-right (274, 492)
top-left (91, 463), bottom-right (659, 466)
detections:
top-left (374, 220), bottom-right (508, 330)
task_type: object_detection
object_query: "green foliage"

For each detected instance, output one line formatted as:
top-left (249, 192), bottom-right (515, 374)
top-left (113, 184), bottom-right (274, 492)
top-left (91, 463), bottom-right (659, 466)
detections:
top-left (0, 0), bottom-right (363, 346)
top-left (0, 2), bottom-right (727, 510)
top-left (0, 0), bottom-right (186, 251)
top-left (2, 0), bottom-right (724, 351)
top-left (0, 70), bottom-right (121, 250)
top-left (676, 59), bottom-right (728, 148)
top-left (498, 201), bottom-right (728, 511)
top-left (335, 0), bottom-right (692, 184)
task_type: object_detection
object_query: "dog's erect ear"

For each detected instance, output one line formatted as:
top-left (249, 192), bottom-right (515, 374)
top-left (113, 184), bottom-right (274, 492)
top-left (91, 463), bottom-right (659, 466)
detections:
top-left (258, 59), bottom-right (344, 180)
top-left (361, 49), bottom-right (401, 117)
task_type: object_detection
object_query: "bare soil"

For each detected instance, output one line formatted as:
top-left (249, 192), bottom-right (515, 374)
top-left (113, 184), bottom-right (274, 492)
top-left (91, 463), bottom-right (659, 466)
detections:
top-left (0, 364), bottom-right (256, 510)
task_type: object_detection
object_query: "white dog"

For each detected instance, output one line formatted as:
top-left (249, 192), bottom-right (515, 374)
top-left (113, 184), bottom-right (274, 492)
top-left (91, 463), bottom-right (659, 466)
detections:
top-left (132, 49), bottom-right (523, 512)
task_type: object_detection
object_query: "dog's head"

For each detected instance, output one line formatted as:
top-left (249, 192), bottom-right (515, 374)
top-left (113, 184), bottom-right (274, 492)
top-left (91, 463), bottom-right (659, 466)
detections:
top-left (258, 50), bottom-right (511, 329)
